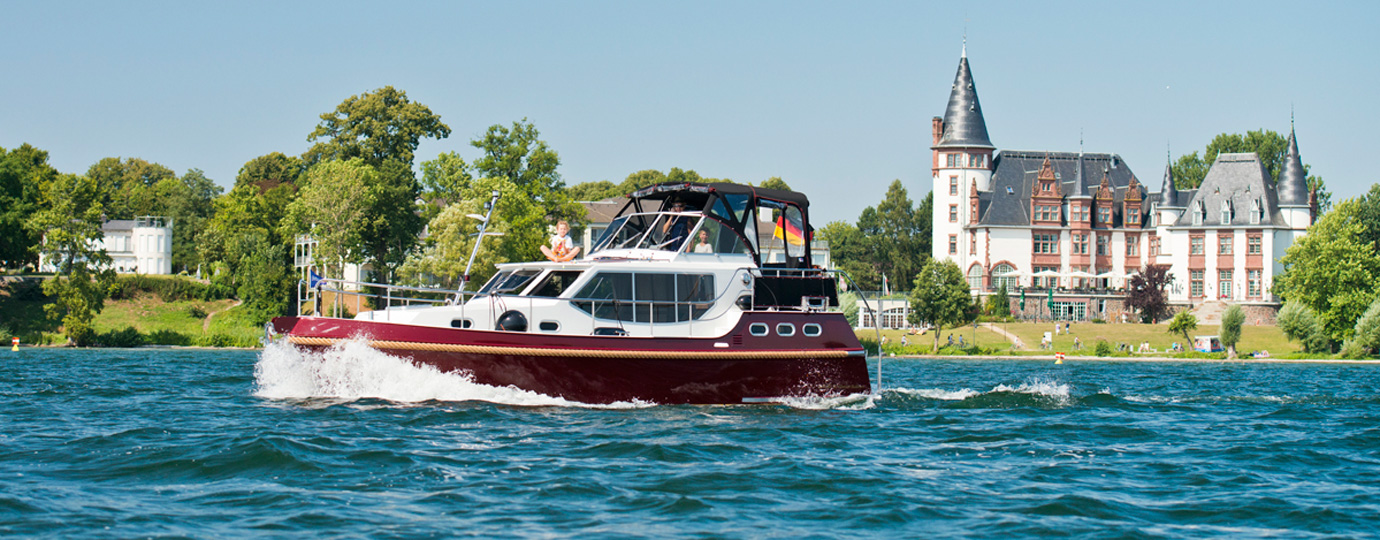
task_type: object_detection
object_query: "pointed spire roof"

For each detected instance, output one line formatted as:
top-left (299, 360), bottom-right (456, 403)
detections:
top-left (1160, 161), bottom-right (1179, 206)
top-left (1071, 138), bottom-right (1087, 197)
top-left (934, 51), bottom-right (994, 149)
top-left (1278, 123), bottom-right (1309, 206)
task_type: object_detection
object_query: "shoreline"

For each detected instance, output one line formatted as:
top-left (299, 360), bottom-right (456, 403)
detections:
top-left (891, 354), bottom-right (1378, 365)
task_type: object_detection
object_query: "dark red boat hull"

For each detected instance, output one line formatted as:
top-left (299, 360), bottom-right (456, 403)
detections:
top-left (270, 312), bottom-right (870, 404)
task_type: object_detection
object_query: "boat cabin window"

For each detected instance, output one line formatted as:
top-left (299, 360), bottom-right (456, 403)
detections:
top-left (479, 269), bottom-right (541, 295)
top-left (573, 271), bottom-right (716, 323)
top-left (592, 214), bottom-right (655, 252)
top-left (527, 270), bottom-right (584, 298)
top-left (758, 201), bottom-right (808, 267)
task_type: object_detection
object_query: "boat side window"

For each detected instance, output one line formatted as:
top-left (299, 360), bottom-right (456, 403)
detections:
top-left (749, 323), bottom-right (769, 336)
top-left (490, 269), bottom-right (541, 295)
top-left (802, 323), bottom-right (822, 337)
top-left (573, 272), bottom-right (715, 323)
top-left (572, 272), bottom-right (634, 321)
top-left (776, 323), bottom-right (795, 337)
top-left (689, 218), bottom-right (748, 255)
top-left (527, 270), bottom-right (585, 298)
top-left (594, 214), bottom-right (654, 252)
top-left (477, 271), bottom-right (513, 294)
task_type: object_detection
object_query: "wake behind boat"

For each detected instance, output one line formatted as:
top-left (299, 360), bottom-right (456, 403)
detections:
top-left (269, 182), bottom-right (871, 404)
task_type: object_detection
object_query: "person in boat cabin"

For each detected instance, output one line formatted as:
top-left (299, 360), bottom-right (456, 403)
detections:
top-left (689, 229), bottom-right (714, 253)
top-left (541, 220), bottom-right (581, 262)
top-left (661, 200), bottom-right (692, 250)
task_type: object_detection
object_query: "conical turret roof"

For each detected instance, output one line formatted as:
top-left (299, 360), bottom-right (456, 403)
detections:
top-left (934, 53), bottom-right (994, 149)
top-left (1278, 126), bottom-right (1308, 206)
top-left (1160, 162), bottom-right (1179, 206)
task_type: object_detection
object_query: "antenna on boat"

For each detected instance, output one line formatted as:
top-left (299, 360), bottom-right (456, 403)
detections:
top-left (455, 190), bottom-right (502, 304)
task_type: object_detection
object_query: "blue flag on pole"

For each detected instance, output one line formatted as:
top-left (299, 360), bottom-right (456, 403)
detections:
top-left (309, 270), bottom-right (323, 289)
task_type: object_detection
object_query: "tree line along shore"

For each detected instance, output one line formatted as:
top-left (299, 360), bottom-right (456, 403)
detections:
top-left (3, 86), bottom-right (1379, 356)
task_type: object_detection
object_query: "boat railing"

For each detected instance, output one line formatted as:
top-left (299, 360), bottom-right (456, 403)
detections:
top-left (296, 277), bottom-right (470, 318)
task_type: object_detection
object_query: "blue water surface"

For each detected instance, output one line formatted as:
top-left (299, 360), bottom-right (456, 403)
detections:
top-left (1, 343), bottom-right (1378, 539)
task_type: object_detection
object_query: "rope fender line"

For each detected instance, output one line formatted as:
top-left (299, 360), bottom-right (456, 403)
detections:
top-left (284, 335), bottom-right (857, 360)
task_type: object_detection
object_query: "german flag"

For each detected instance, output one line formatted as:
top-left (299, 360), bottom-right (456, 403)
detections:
top-left (774, 214), bottom-right (806, 246)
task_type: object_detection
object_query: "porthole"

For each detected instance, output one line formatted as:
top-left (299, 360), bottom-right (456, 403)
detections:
top-left (802, 323), bottom-right (822, 337)
top-left (748, 323), bottom-right (769, 336)
top-left (776, 323), bottom-right (796, 337)
top-left (450, 318), bottom-right (473, 329)
top-left (539, 321), bottom-right (560, 332)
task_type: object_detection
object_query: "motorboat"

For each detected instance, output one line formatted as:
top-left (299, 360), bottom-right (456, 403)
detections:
top-left (269, 182), bottom-right (871, 404)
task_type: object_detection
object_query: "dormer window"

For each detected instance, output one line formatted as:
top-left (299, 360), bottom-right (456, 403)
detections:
top-left (1250, 199), bottom-right (1263, 225)
top-left (1220, 200), bottom-right (1233, 225)
top-left (1193, 201), bottom-right (1205, 226)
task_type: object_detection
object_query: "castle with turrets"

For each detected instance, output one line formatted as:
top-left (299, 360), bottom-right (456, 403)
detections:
top-left (929, 48), bottom-right (1315, 321)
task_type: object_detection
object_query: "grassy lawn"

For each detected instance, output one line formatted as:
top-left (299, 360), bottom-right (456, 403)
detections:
top-left (860, 321), bottom-right (1307, 358)
top-left (93, 294), bottom-right (262, 346)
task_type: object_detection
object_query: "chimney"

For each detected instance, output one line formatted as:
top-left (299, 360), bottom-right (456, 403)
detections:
top-left (931, 117), bottom-right (944, 146)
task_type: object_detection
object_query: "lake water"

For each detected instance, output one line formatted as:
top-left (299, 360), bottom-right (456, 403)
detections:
top-left (2, 342), bottom-right (1378, 538)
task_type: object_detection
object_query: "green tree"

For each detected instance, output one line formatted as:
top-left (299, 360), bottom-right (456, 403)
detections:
top-left (198, 153), bottom-right (304, 268)
top-left (1276, 199), bottom-right (1380, 344)
top-left (469, 119), bottom-right (586, 225)
top-left (567, 180), bottom-right (622, 201)
top-left (28, 173), bottom-right (114, 345)
top-left (303, 87), bottom-right (448, 282)
top-left (85, 157), bottom-right (177, 219)
top-left (1220, 304), bottom-right (1245, 358)
top-left (284, 159), bottom-right (376, 278)
top-left (908, 258), bottom-right (972, 352)
top-left (1168, 310), bottom-right (1197, 350)
top-left (149, 169), bottom-right (223, 272)
top-left (1277, 300), bottom-right (1331, 354)
top-left (757, 177), bottom-right (792, 191)
top-left (231, 232), bottom-right (294, 324)
top-left (0, 144), bottom-right (57, 268)
top-left (303, 86), bottom-right (451, 169)
top-left (1170, 129), bottom-right (1330, 210)
top-left (986, 284), bottom-right (1011, 317)
top-left (857, 180), bottom-right (928, 291)
top-left (398, 176), bottom-right (546, 289)
top-left (1340, 295), bottom-right (1380, 359)
top-left (820, 220), bottom-right (878, 290)
top-left (419, 151), bottom-right (472, 206)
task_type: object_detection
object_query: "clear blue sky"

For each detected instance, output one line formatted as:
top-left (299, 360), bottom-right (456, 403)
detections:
top-left (4, 0), bottom-right (1377, 224)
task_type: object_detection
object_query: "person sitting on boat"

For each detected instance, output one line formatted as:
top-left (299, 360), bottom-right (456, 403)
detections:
top-left (540, 220), bottom-right (581, 262)
top-left (660, 201), bottom-right (692, 250)
top-left (688, 229), bottom-right (714, 253)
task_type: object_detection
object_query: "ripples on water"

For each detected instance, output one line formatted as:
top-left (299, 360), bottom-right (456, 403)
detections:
top-left (2, 342), bottom-right (1378, 538)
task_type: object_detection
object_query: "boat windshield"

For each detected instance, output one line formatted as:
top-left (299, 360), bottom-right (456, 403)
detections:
top-left (591, 212), bottom-right (704, 253)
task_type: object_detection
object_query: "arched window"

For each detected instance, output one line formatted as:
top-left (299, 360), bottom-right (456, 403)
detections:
top-left (992, 263), bottom-right (1017, 291)
top-left (967, 264), bottom-right (984, 290)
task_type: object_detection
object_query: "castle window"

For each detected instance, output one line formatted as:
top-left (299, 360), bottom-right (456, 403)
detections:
top-left (947, 153), bottom-right (960, 167)
top-left (1248, 235), bottom-right (1262, 255)
top-left (1248, 269), bottom-right (1262, 297)
top-left (992, 263), bottom-right (1017, 290)
top-left (1126, 209), bottom-right (1140, 225)
top-left (949, 204), bottom-right (958, 223)
top-left (1149, 236), bottom-right (1161, 257)
top-left (1250, 199), bottom-right (1262, 225)
top-left (1126, 235), bottom-right (1140, 256)
top-left (1072, 205), bottom-right (1088, 222)
top-left (969, 231), bottom-right (976, 255)
top-left (1097, 207), bottom-right (1112, 226)
top-left (1193, 201), bottom-right (1205, 226)
top-left (1219, 269), bottom-right (1233, 299)
top-left (1191, 270), bottom-right (1205, 297)
top-left (967, 264), bottom-right (984, 289)
top-left (949, 235), bottom-right (957, 255)
top-left (1191, 236), bottom-right (1204, 255)
top-left (1072, 233), bottom-right (1088, 255)
top-left (1219, 235), bottom-right (1233, 255)
top-left (1033, 233), bottom-right (1059, 254)
top-left (968, 153), bottom-right (985, 168)
top-left (1220, 200), bottom-right (1233, 225)
top-left (950, 176), bottom-right (959, 195)
top-left (1096, 234), bottom-right (1110, 256)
